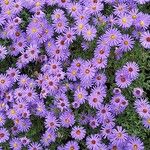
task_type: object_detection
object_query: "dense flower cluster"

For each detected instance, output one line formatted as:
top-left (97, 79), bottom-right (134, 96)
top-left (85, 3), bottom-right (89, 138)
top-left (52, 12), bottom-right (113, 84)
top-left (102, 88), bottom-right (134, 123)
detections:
top-left (0, 0), bottom-right (150, 149)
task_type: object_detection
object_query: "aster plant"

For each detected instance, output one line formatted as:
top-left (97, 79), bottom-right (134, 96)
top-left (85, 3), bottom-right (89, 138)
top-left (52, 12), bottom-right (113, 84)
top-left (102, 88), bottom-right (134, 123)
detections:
top-left (0, 0), bottom-right (150, 150)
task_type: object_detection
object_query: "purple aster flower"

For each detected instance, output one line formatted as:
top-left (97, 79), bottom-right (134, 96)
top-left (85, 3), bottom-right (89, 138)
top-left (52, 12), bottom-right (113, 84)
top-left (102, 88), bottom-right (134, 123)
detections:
top-left (6, 67), bottom-right (20, 82)
top-left (115, 69), bottom-right (132, 89)
top-left (83, 25), bottom-right (97, 41)
top-left (126, 136), bottom-right (144, 150)
top-left (110, 126), bottom-right (128, 146)
top-left (60, 111), bottom-right (75, 128)
top-left (140, 31), bottom-right (150, 49)
top-left (92, 57), bottom-right (108, 69)
top-left (102, 114), bottom-right (115, 127)
top-left (52, 9), bottom-right (65, 21)
top-left (74, 20), bottom-right (87, 35)
top-left (74, 87), bottom-right (88, 104)
top-left (45, 0), bottom-right (57, 6)
top-left (87, 1), bottom-right (103, 15)
top-left (94, 45), bottom-right (110, 58)
top-left (28, 142), bottom-right (43, 150)
top-left (92, 85), bottom-right (107, 99)
top-left (86, 134), bottom-right (101, 150)
top-left (63, 28), bottom-right (76, 44)
top-left (0, 113), bottom-right (6, 126)
top-left (79, 61), bottom-right (96, 80)
top-left (67, 66), bottom-right (79, 81)
top-left (134, 99), bottom-right (150, 118)
top-left (18, 74), bottom-right (30, 87)
top-left (72, 101), bottom-right (80, 109)
top-left (41, 129), bottom-right (56, 146)
top-left (45, 113), bottom-right (60, 131)
top-left (94, 73), bottom-right (107, 86)
top-left (113, 88), bottom-right (122, 95)
top-left (89, 117), bottom-right (100, 129)
top-left (117, 13), bottom-right (133, 28)
top-left (24, 88), bottom-right (38, 102)
top-left (20, 137), bottom-right (30, 146)
top-left (54, 95), bottom-right (70, 112)
top-left (65, 141), bottom-right (80, 150)
top-left (13, 0), bottom-right (23, 14)
top-left (142, 115), bottom-right (150, 129)
top-left (0, 128), bottom-right (9, 143)
top-left (35, 101), bottom-right (47, 117)
top-left (17, 119), bottom-right (31, 132)
top-left (123, 62), bottom-right (139, 80)
top-left (133, 87), bottom-right (144, 98)
top-left (53, 18), bottom-right (68, 34)
top-left (93, 13), bottom-right (106, 26)
top-left (97, 104), bottom-right (111, 123)
top-left (114, 3), bottom-right (128, 16)
top-left (110, 94), bottom-right (128, 115)
top-left (114, 47), bottom-right (124, 60)
top-left (104, 28), bottom-right (122, 47)
top-left (119, 34), bottom-right (134, 52)
top-left (107, 14), bottom-right (117, 27)
top-left (101, 125), bottom-right (113, 139)
top-left (10, 138), bottom-right (22, 150)
top-left (0, 74), bottom-right (11, 91)
top-left (14, 87), bottom-right (25, 101)
top-left (88, 93), bottom-right (102, 109)
top-left (74, 9), bottom-right (89, 22)
top-left (71, 126), bottom-right (86, 140)
top-left (78, 113), bottom-right (89, 125)
top-left (136, 0), bottom-right (149, 4)
top-left (108, 144), bottom-right (124, 150)
top-left (129, 9), bottom-right (139, 23)
top-left (135, 13), bottom-right (150, 29)
top-left (67, 2), bottom-right (82, 17)
top-left (0, 45), bottom-right (7, 60)
top-left (56, 35), bottom-right (69, 50)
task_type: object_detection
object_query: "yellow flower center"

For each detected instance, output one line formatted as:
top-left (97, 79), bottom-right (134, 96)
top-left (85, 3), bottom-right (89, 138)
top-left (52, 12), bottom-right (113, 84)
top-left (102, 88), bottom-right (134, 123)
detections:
top-left (13, 143), bottom-right (18, 148)
top-left (79, 24), bottom-right (84, 29)
top-left (122, 18), bottom-right (127, 23)
top-left (92, 6), bottom-right (96, 10)
top-left (132, 15), bottom-right (137, 19)
top-left (87, 30), bottom-right (92, 36)
top-left (32, 28), bottom-right (37, 33)
top-left (124, 41), bottom-right (128, 45)
top-left (85, 69), bottom-right (90, 74)
top-left (147, 118), bottom-right (150, 124)
top-left (56, 14), bottom-right (60, 19)
top-left (72, 7), bottom-right (76, 11)
top-left (37, 107), bottom-right (42, 112)
top-left (4, 0), bottom-right (9, 5)
top-left (72, 70), bottom-right (77, 75)
top-left (0, 117), bottom-right (2, 122)
top-left (58, 23), bottom-right (62, 27)
top-left (45, 29), bottom-right (49, 34)
top-left (0, 79), bottom-right (5, 84)
top-left (11, 109), bottom-right (16, 114)
top-left (48, 134), bottom-right (51, 139)
top-left (48, 42), bottom-right (51, 47)
top-left (70, 146), bottom-right (75, 150)
top-left (6, 10), bottom-right (11, 15)
top-left (78, 94), bottom-right (83, 99)
top-left (111, 34), bottom-right (116, 39)
top-left (36, 2), bottom-right (40, 7)
top-left (133, 144), bottom-right (138, 150)
top-left (140, 21), bottom-right (144, 26)
top-left (65, 118), bottom-right (70, 123)
top-left (117, 133), bottom-right (122, 138)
